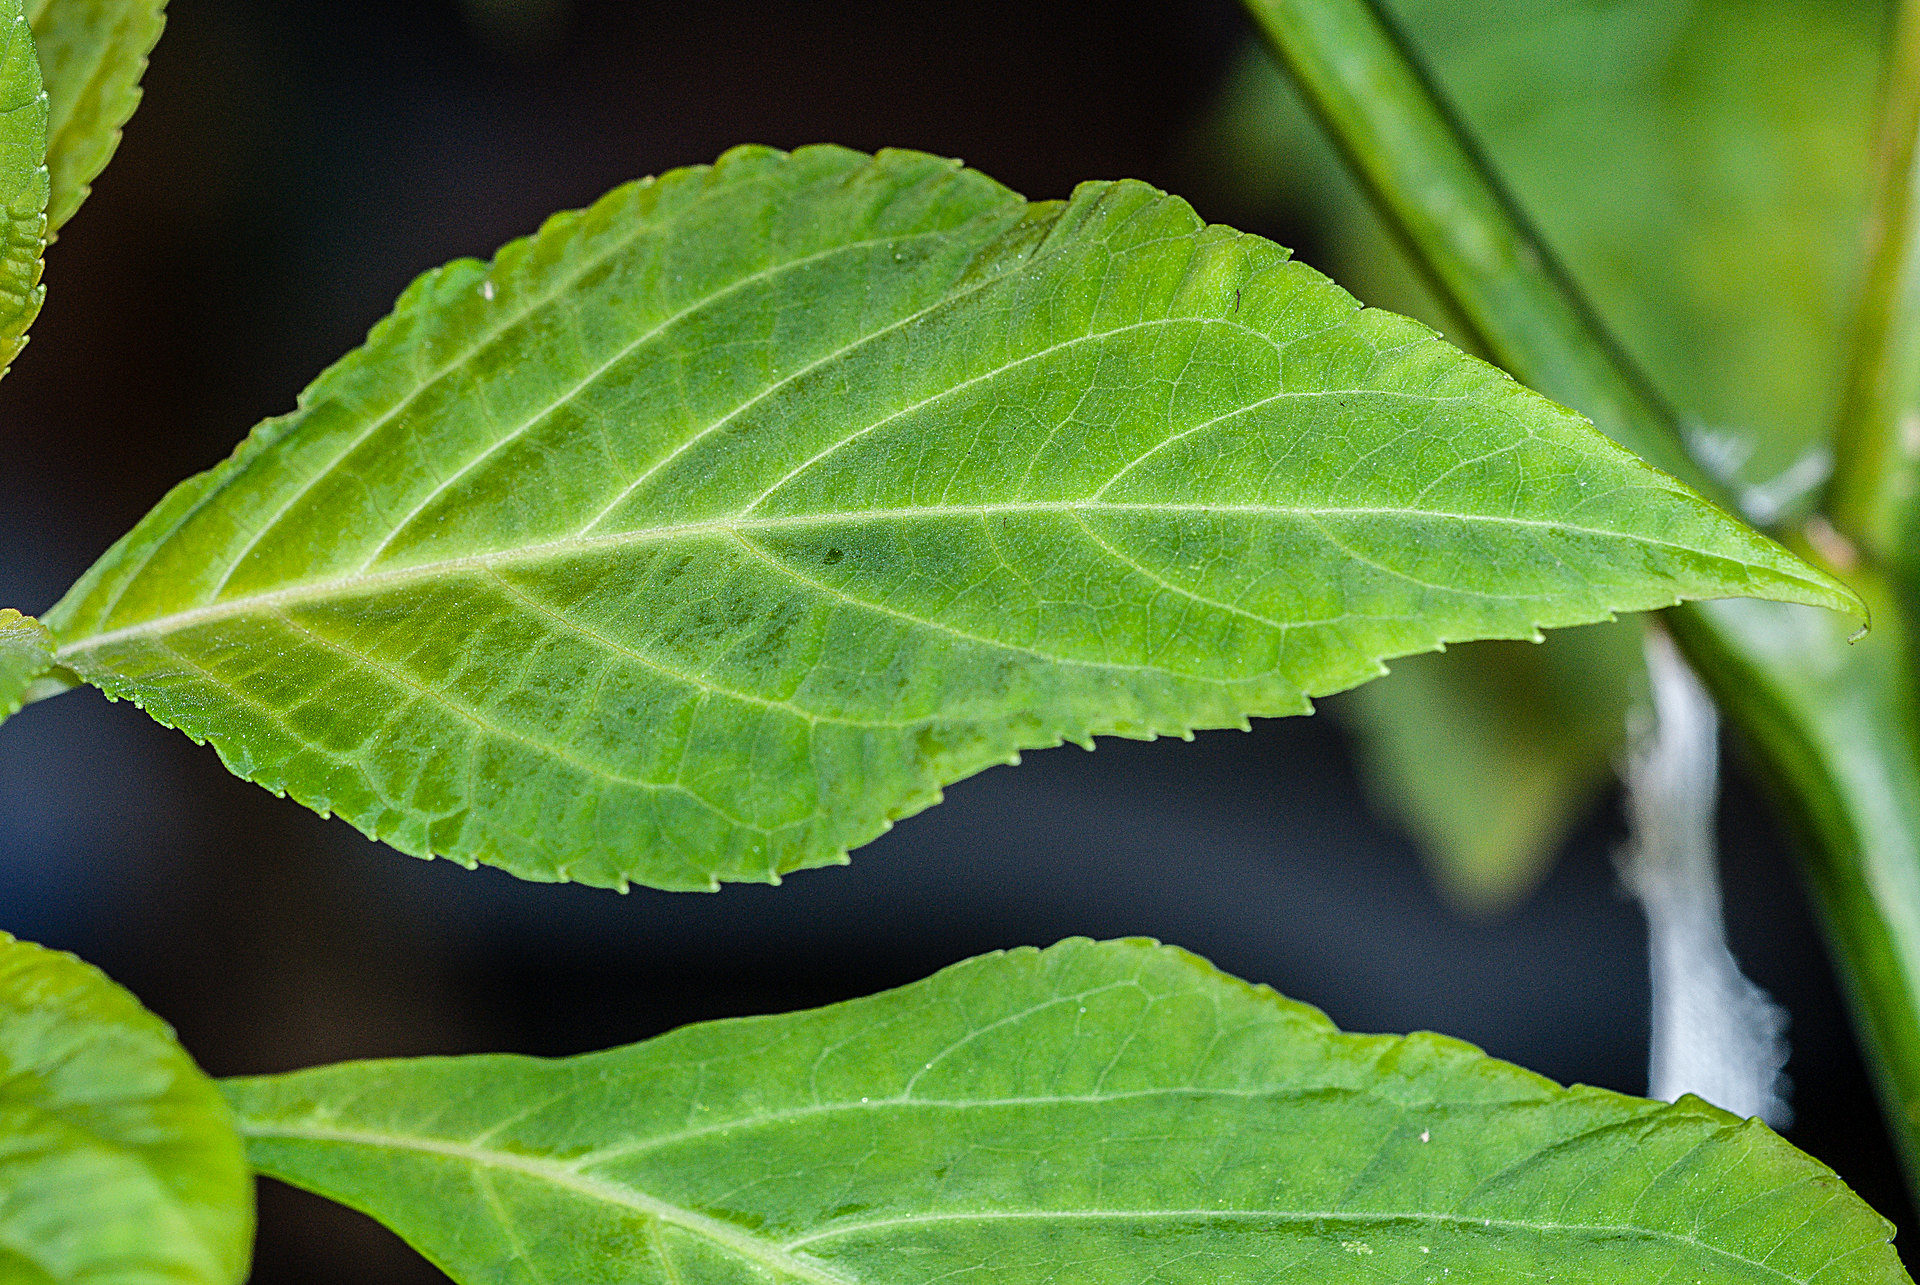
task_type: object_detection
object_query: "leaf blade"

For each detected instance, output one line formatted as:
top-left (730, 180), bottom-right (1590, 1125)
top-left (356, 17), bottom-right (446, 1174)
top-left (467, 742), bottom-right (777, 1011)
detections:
top-left (0, 933), bottom-right (253, 1285)
top-left (26, 0), bottom-right (165, 235)
top-left (45, 145), bottom-right (1860, 891)
top-left (223, 937), bottom-right (1906, 1285)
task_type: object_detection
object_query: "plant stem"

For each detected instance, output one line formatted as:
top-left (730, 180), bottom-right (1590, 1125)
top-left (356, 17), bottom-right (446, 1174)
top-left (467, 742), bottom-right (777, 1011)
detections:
top-left (1670, 575), bottom-right (1920, 1179)
top-left (1829, 0), bottom-right (1920, 567)
top-left (1240, 0), bottom-right (1920, 1185)
top-left (1238, 0), bottom-right (1716, 500)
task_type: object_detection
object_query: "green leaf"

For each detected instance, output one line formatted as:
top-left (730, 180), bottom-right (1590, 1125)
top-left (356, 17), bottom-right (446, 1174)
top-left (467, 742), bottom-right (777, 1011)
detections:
top-left (26, 0), bottom-right (165, 236)
top-left (43, 144), bottom-right (1857, 892)
top-left (1342, 620), bottom-right (1646, 913)
top-left (0, 606), bottom-right (52, 721)
top-left (224, 937), bottom-right (1905, 1285)
top-left (0, 933), bottom-right (253, 1285)
top-left (0, 0), bottom-right (46, 376)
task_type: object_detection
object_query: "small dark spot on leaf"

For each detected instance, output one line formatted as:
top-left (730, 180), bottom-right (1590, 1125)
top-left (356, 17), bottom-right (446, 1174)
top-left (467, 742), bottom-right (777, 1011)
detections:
top-left (823, 548), bottom-right (844, 565)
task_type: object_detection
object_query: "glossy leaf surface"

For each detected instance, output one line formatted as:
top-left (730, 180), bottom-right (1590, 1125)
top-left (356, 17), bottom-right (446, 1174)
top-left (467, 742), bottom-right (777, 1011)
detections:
top-left (0, 933), bottom-right (253, 1285)
top-left (225, 937), bottom-right (1906, 1285)
top-left (0, 0), bottom-right (44, 376)
top-left (0, 607), bottom-right (50, 720)
top-left (46, 145), bottom-right (1856, 891)
top-left (26, 0), bottom-right (165, 235)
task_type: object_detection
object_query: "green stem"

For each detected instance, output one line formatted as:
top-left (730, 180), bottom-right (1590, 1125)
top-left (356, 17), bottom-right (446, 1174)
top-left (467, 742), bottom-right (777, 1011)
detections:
top-left (1240, 0), bottom-right (1920, 1186)
top-left (1829, 0), bottom-right (1920, 566)
top-left (1670, 578), bottom-right (1920, 1180)
top-left (1239, 0), bottom-right (1717, 501)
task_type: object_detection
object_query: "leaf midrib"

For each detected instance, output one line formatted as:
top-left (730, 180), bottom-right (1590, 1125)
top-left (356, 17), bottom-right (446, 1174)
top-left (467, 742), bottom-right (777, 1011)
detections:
top-left (239, 1119), bottom-right (1826, 1285)
top-left (55, 499), bottom-right (1772, 662)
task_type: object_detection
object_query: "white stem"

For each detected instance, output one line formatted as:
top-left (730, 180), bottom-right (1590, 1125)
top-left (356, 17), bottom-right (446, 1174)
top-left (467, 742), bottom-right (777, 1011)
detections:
top-left (1619, 627), bottom-right (1791, 1126)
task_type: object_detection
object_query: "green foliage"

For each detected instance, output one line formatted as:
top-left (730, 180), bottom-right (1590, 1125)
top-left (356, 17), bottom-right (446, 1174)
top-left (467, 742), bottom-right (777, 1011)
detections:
top-left (0, 934), bottom-right (253, 1285)
top-left (41, 144), bottom-right (1855, 892)
top-left (1345, 620), bottom-right (1645, 913)
top-left (25, 0), bottom-right (166, 236)
top-left (0, 0), bottom-right (45, 378)
top-left (1205, 0), bottom-right (1878, 491)
top-left (0, 607), bottom-right (51, 720)
top-left (224, 938), bottom-right (1905, 1285)
top-left (1198, 0), bottom-right (1880, 906)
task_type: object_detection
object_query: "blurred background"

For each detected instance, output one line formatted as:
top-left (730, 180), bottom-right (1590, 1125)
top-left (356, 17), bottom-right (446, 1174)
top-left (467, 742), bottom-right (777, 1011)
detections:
top-left (0, 0), bottom-right (1909, 1277)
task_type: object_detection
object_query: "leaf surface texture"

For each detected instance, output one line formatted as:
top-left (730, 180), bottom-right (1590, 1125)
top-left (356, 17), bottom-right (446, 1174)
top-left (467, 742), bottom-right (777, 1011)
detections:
top-left (45, 145), bottom-right (1858, 890)
top-left (26, 0), bottom-right (163, 235)
top-left (0, 933), bottom-right (253, 1285)
top-left (224, 937), bottom-right (1907, 1285)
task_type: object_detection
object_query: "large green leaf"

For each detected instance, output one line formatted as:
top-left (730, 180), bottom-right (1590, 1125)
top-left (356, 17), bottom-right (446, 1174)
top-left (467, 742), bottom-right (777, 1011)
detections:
top-left (0, 933), bottom-right (253, 1285)
top-left (0, 607), bottom-right (51, 721)
top-left (224, 937), bottom-right (1904, 1285)
top-left (26, 0), bottom-right (165, 236)
top-left (0, 0), bottom-right (45, 376)
top-left (43, 144), bottom-right (1856, 891)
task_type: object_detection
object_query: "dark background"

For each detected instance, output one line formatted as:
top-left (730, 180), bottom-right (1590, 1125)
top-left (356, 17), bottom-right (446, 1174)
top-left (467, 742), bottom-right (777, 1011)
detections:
top-left (0, 0), bottom-right (1907, 1278)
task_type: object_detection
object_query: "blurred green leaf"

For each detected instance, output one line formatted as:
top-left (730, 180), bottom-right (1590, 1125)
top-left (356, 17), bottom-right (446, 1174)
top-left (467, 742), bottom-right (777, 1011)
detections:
top-left (0, 606), bottom-right (51, 722)
top-left (1200, 0), bottom-right (1881, 906)
top-left (26, 0), bottom-right (166, 236)
top-left (1345, 622), bottom-right (1646, 913)
top-left (0, 933), bottom-right (253, 1285)
top-left (224, 938), bottom-right (1907, 1285)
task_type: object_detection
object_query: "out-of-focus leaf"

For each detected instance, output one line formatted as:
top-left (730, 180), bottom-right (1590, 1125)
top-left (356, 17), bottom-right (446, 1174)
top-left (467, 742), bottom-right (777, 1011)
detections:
top-left (224, 938), bottom-right (1907, 1285)
top-left (42, 144), bottom-right (1853, 893)
top-left (1346, 621), bottom-right (1646, 913)
top-left (0, 933), bottom-right (253, 1285)
top-left (26, 0), bottom-right (166, 236)
top-left (1197, 0), bottom-right (1880, 906)
top-left (0, 606), bottom-right (51, 722)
